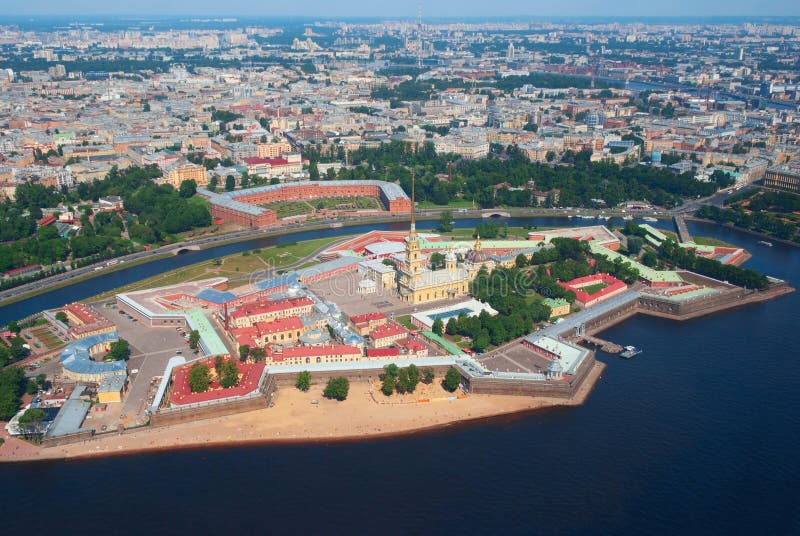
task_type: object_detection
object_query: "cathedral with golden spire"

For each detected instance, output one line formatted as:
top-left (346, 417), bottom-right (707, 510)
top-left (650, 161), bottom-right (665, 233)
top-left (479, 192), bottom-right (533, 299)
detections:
top-left (397, 171), bottom-right (477, 305)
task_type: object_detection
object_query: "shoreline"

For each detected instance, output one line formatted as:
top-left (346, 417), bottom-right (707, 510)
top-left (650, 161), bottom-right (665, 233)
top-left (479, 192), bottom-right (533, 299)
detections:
top-left (686, 216), bottom-right (800, 248)
top-left (0, 209), bottom-right (659, 308)
top-left (0, 361), bottom-right (606, 463)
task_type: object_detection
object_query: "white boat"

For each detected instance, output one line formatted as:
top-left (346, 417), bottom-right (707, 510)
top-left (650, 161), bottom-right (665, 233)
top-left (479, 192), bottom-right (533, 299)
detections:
top-left (642, 217), bottom-right (657, 222)
top-left (757, 240), bottom-right (773, 247)
top-left (623, 215), bottom-right (633, 221)
top-left (620, 346), bottom-right (642, 359)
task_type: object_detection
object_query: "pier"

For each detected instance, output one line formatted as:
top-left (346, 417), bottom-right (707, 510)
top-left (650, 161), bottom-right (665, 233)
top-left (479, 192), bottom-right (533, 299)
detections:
top-left (576, 335), bottom-right (623, 354)
top-left (673, 214), bottom-right (692, 243)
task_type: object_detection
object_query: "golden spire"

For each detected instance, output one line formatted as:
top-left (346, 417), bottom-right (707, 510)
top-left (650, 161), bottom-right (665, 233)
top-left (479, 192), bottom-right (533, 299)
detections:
top-left (410, 168), bottom-right (416, 235)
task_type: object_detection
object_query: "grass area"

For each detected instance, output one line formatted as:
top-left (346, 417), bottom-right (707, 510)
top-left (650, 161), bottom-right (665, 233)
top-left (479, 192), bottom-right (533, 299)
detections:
top-left (395, 315), bottom-right (414, 330)
top-left (87, 236), bottom-right (343, 302)
top-left (312, 196), bottom-right (382, 211)
top-left (692, 236), bottom-right (737, 248)
top-left (441, 226), bottom-right (546, 240)
top-left (259, 237), bottom-right (341, 268)
top-left (581, 283), bottom-right (608, 295)
top-left (417, 199), bottom-right (474, 208)
top-left (264, 201), bottom-right (313, 219)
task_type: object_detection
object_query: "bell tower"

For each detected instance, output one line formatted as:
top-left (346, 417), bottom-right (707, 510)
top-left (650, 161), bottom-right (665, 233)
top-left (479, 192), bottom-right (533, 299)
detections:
top-left (404, 170), bottom-right (422, 278)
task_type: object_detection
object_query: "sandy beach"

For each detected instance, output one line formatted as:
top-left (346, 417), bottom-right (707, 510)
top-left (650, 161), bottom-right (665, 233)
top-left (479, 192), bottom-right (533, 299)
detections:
top-left (0, 362), bottom-right (604, 463)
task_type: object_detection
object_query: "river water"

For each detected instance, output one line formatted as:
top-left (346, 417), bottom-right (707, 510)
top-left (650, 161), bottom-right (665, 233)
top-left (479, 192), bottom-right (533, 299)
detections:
top-left (1, 218), bottom-right (798, 535)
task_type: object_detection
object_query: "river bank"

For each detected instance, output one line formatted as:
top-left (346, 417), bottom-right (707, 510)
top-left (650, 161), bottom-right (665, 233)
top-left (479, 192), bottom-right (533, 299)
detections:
top-left (0, 361), bottom-right (604, 463)
top-left (0, 209), bottom-right (659, 309)
top-left (686, 216), bottom-right (800, 248)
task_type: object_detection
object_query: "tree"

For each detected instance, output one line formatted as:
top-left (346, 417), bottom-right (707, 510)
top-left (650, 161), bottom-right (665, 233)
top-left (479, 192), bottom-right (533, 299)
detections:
top-left (627, 236), bottom-right (644, 255)
top-left (546, 150), bottom-right (556, 162)
top-left (381, 375), bottom-right (395, 396)
top-left (439, 210), bottom-right (454, 232)
top-left (18, 408), bottom-right (46, 425)
top-left (445, 318), bottom-right (457, 335)
top-left (7, 321), bottom-right (20, 334)
top-left (26, 380), bottom-right (38, 395)
top-left (641, 250), bottom-right (658, 267)
top-left (188, 330), bottom-right (200, 350)
top-left (323, 377), bottom-right (349, 401)
top-left (0, 367), bottom-right (26, 420)
top-left (220, 360), bottom-right (239, 388)
top-left (55, 311), bottom-right (69, 325)
top-left (296, 371), bottom-right (311, 391)
top-left (309, 161), bottom-right (320, 180)
top-left (225, 175), bottom-right (236, 191)
top-left (429, 252), bottom-right (445, 271)
top-left (407, 364), bottom-right (420, 389)
top-left (515, 253), bottom-right (528, 268)
top-left (238, 344), bottom-right (250, 362)
top-left (383, 363), bottom-right (399, 380)
top-left (432, 317), bottom-right (444, 335)
top-left (179, 179), bottom-right (197, 198)
top-left (106, 339), bottom-right (130, 361)
top-left (249, 347), bottom-right (267, 362)
top-left (207, 176), bottom-right (218, 192)
top-left (188, 363), bottom-right (211, 393)
top-left (443, 366), bottom-right (461, 392)
top-left (422, 368), bottom-right (435, 384)
top-left (215, 355), bottom-right (224, 372)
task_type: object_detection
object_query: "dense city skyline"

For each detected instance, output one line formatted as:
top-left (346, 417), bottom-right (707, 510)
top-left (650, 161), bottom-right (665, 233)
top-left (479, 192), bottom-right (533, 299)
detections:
top-left (3, 0), bottom-right (800, 18)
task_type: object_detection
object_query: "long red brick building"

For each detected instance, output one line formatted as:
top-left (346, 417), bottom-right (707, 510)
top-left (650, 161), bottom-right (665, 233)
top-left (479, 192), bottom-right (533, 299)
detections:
top-left (198, 180), bottom-right (412, 229)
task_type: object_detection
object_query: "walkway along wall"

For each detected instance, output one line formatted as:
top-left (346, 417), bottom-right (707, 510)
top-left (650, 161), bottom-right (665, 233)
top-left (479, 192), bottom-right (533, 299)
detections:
top-left (460, 353), bottom-right (596, 398)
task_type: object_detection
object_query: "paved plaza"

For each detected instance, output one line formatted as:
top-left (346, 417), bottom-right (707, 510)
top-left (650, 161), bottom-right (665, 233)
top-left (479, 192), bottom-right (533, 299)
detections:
top-left (478, 339), bottom-right (551, 374)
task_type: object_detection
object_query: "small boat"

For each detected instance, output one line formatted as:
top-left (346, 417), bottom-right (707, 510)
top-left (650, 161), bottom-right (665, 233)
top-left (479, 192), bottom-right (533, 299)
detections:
top-left (758, 240), bottom-right (773, 247)
top-left (620, 346), bottom-right (642, 359)
top-left (642, 217), bottom-right (657, 222)
top-left (623, 215), bottom-right (633, 221)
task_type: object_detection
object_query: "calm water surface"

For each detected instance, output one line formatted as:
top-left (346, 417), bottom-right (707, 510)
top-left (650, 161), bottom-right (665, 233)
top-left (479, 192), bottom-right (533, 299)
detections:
top-left (0, 219), bottom-right (798, 535)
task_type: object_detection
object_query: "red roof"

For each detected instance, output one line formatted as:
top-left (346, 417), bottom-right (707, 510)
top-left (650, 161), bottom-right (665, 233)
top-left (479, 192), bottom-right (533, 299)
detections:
top-left (4, 264), bottom-right (41, 277)
top-left (229, 297), bottom-right (313, 320)
top-left (370, 322), bottom-right (408, 340)
top-left (64, 302), bottom-right (99, 324)
top-left (37, 215), bottom-right (56, 226)
top-left (396, 338), bottom-right (426, 351)
top-left (558, 273), bottom-right (627, 304)
top-left (170, 357), bottom-right (265, 405)
top-left (366, 347), bottom-right (399, 357)
top-left (350, 311), bottom-right (387, 324)
top-left (242, 157), bottom-right (290, 166)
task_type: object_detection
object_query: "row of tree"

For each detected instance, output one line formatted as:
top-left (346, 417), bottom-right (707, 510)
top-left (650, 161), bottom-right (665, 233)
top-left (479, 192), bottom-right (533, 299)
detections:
top-left (658, 239), bottom-right (769, 290)
top-left (303, 140), bottom-right (732, 210)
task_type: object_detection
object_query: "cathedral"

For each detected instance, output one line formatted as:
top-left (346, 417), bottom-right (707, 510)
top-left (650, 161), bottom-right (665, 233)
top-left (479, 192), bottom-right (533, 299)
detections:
top-left (396, 175), bottom-right (491, 305)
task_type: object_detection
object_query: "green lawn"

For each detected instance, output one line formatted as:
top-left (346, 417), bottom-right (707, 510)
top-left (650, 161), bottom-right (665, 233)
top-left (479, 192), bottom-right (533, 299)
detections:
top-left (264, 201), bottom-right (314, 219)
top-left (259, 237), bottom-right (340, 268)
top-left (88, 236), bottom-right (341, 301)
top-left (395, 315), bottom-right (414, 330)
top-left (312, 196), bottom-right (382, 210)
top-left (417, 199), bottom-right (474, 208)
top-left (692, 236), bottom-right (737, 248)
top-left (582, 283), bottom-right (608, 295)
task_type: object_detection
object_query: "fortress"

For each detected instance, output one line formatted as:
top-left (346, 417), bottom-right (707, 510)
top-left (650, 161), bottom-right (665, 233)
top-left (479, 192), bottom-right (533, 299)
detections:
top-left (198, 180), bottom-right (412, 229)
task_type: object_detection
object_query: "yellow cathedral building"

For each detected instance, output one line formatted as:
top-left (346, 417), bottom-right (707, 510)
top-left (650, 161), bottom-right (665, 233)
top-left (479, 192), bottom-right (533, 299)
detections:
top-left (397, 174), bottom-right (489, 305)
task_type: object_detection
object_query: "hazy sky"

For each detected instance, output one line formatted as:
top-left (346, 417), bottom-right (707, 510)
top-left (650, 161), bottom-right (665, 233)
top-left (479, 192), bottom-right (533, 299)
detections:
top-left (3, 0), bottom-right (799, 18)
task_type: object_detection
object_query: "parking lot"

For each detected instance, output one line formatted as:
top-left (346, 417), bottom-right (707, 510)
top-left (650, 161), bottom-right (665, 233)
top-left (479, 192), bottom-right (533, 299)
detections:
top-left (93, 301), bottom-right (198, 425)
